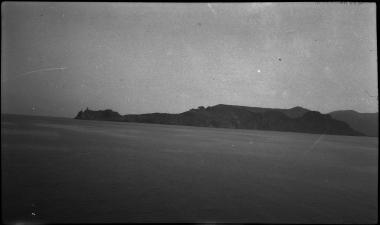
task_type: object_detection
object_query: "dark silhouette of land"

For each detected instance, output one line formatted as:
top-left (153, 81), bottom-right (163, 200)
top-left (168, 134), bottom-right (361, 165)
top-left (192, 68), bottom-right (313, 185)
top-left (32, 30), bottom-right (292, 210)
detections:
top-left (329, 110), bottom-right (378, 137)
top-left (75, 104), bottom-right (364, 136)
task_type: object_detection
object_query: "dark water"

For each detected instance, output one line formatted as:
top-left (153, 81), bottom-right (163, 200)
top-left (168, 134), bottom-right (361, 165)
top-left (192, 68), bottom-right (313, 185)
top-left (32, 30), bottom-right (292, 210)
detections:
top-left (1, 114), bottom-right (378, 223)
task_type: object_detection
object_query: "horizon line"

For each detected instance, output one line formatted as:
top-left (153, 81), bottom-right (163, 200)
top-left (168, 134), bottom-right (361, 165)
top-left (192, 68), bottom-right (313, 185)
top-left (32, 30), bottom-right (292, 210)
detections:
top-left (2, 103), bottom-right (378, 119)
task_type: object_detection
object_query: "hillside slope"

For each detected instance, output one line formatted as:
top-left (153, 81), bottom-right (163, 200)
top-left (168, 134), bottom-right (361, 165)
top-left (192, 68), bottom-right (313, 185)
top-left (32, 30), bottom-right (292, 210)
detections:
top-left (329, 110), bottom-right (378, 137)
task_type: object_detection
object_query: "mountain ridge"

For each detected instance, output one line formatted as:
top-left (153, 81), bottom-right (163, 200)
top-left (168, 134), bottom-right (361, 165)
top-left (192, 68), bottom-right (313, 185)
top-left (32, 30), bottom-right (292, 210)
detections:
top-left (75, 104), bottom-right (366, 136)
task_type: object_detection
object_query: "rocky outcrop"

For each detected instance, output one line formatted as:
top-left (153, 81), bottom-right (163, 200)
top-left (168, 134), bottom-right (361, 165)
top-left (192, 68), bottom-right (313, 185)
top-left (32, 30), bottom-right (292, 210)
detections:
top-left (75, 108), bottom-right (123, 121)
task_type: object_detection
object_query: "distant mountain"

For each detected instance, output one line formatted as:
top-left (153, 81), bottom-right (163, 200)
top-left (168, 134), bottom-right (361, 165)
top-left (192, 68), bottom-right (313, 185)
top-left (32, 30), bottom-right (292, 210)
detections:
top-left (329, 110), bottom-right (378, 137)
top-left (75, 104), bottom-right (364, 136)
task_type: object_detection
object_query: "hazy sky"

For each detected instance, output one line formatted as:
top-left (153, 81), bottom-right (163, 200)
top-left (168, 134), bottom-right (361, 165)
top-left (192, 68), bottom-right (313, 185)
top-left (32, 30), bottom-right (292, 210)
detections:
top-left (1, 2), bottom-right (377, 117)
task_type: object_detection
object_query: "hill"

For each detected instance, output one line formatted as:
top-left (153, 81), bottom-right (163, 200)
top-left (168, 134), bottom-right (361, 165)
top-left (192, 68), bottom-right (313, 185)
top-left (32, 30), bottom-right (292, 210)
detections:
top-left (329, 110), bottom-right (378, 137)
top-left (75, 104), bottom-right (364, 136)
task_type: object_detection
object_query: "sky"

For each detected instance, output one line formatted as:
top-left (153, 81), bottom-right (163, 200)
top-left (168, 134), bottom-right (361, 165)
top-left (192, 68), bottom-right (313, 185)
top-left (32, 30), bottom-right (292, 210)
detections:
top-left (1, 2), bottom-right (378, 118)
